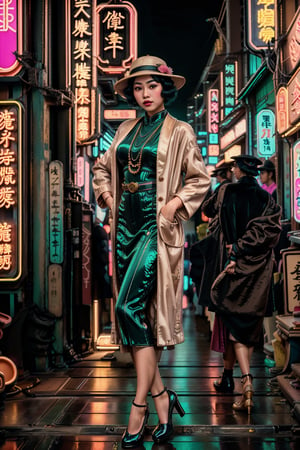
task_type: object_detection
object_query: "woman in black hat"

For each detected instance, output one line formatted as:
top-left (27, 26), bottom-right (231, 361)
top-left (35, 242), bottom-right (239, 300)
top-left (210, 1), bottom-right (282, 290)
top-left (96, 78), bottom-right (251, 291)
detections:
top-left (258, 159), bottom-right (277, 202)
top-left (92, 55), bottom-right (210, 447)
top-left (210, 154), bottom-right (281, 415)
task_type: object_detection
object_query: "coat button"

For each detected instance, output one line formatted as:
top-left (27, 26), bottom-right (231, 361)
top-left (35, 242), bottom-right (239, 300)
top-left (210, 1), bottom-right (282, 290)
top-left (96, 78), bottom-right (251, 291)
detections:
top-left (159, 176), bottom-right (164, 181)
top-left (158, 196), bottom-right (163, 202)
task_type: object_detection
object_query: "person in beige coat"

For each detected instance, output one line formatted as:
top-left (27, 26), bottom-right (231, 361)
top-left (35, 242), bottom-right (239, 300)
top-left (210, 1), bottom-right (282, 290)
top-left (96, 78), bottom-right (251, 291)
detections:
top-left (92, 55), bottom-right (210, 448)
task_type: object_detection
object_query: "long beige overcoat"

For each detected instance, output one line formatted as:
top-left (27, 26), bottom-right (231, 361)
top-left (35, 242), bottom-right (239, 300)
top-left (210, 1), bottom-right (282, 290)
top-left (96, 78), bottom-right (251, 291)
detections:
top-left (92, 113), bottom-right (210, 348)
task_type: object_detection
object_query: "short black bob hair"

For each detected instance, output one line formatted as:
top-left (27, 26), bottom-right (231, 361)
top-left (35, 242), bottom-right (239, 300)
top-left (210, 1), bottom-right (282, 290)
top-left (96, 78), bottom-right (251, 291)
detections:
top-left (123, 75), bottom-right (178, 106)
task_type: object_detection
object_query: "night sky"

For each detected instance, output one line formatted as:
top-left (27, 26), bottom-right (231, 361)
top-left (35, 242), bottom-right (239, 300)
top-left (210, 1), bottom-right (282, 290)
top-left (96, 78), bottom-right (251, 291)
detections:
top-left (127, 1), bottom-right (224, 119)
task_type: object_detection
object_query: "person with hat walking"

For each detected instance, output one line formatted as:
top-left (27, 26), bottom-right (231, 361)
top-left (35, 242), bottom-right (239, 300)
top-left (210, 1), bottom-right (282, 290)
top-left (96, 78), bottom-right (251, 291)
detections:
top-left (92, 55), bottom-right (210, 447)
top-left (258, 159), bottom-right (277, 202)
top-left (210, 154), bottom-right (281, 414)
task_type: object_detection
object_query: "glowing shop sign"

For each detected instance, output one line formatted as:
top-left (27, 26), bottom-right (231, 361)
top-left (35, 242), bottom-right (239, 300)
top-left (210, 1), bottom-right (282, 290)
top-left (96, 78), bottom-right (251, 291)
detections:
top-left (0, 100), bottom-right (22, 282)
top-left (96, 1), bottom-right (137, 74)
top-left (247, 0), bottom-right (275, 52)
top-left (71, 0), bottom-right (96, 143)
top-left (288, 68), bottom-right (300, 125)
top-left (285, 9), bottom-right (300, 74)
top-left (293, 140), bottom-right (300, 224)
top-left (220, 118), bottom-right (246, 150)
top-left (276, 86), bottom-right (289, 134)
top-left (207, 89), bottom-right (219, 157)
top-left (49, 160), bottom-right (63, 264)
top-left (221, 60), bottom-right (237, 118)
top-left (0, 0), bottom-right (22, 77)
top-left (256, 109), bottom-right (275, 157)
top-left (104, 109), bottom-right (136, 120)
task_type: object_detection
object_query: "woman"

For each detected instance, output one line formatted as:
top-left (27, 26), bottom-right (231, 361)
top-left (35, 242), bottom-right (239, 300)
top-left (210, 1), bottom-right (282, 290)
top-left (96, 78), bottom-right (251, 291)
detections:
top-left (210, 155), bottom-right (281, 415)
top-left (92, 55), bottom-right (210, 447)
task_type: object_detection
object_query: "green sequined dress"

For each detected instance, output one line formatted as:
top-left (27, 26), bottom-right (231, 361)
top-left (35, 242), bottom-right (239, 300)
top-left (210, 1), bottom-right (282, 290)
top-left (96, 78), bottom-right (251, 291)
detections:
top-left (115, 110), bottom-right (167, 346)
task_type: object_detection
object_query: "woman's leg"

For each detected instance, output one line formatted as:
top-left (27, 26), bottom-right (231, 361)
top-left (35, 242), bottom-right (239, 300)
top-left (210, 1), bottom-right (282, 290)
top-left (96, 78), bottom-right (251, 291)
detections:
top-left (224, 340), bottom-right (236, 369)
top-left (150, 349), bottom-right (170, 424)
top-left (127, 346), bottom-right (160, 434)
top-left (233, 341), bottom-right (253, 376)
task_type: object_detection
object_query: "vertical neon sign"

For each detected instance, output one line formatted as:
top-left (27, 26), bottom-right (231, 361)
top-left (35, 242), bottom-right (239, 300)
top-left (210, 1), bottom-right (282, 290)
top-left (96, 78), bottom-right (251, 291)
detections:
top-left (0, 0), bottom-right (22, 77)
top-left (293, 140), bottom-right (300, 223)
top-left (207, 89), bottom-right (219, 157)
top-left (0, 100), bottom-right (22, 282)
top-left (71, 0), bottom-right (96, 143)
top-left (96, 1), bottom-right (137, 74)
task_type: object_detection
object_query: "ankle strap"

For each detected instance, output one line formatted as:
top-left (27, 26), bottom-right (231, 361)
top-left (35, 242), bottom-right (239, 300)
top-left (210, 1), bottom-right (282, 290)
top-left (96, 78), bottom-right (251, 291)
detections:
top-left (132, 400), bottom-right (148, 408)
top-left (151, 386), bottom-right (167, 398)
top-left (241, 373), bottom-right (253, 382)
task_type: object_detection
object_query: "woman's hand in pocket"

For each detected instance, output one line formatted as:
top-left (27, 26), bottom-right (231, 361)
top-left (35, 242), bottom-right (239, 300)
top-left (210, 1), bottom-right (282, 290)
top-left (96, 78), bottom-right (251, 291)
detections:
top-left (160, 197), bottom-right (183, 222)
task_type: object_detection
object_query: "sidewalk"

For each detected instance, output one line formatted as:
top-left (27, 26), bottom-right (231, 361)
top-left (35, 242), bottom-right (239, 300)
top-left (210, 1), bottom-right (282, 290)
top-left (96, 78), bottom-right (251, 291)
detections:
top-left (0, 309), bottom-right (300, 449)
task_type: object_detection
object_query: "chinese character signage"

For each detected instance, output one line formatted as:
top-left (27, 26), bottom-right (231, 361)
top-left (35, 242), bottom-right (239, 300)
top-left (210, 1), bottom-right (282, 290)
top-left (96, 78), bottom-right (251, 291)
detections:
top-left (96, 1), bottom-right (137, 74)
top-left (256, 109), bottom-right (275, 157)
top-left (82, 212), bottom-right (91, 305)
top-left (0, 100), bottom-right (22, 282)
top-left (0, 0), bottom-right (22, 77)
top-left (221, 60), bottom-right (237, 118)
top-left (282, 249), bottom-right (300, 313)
top-left (276, 86), bottom-right (289, 134)
top-left (104, 109), bottom-right (136, 120)
top-left (49, 161), bottom-right (63, 264)
top-left (71, 0), bottom-right (97, 143)
top-left (285, 9), bottom-right (300, 75)
top-left (247, 0), bottom-right (275, 52)
top-left (292, 139), bottom-right (300, 224)
top-left (207, 89), bottom-right (219, 157)
top-left (288, 68), bottom-right (300, 125)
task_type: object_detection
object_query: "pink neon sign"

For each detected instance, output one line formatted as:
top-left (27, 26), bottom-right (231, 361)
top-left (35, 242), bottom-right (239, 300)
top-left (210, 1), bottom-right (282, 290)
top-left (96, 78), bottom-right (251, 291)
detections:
top-left (293, 140), bottom-right (300, 223)
top-left (0, 0), bottom-right (22, 77)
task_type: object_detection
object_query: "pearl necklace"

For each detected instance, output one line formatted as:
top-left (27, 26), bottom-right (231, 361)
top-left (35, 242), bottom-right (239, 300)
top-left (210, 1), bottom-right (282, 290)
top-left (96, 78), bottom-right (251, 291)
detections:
top-left (128, 120), bottom-right (163, 174)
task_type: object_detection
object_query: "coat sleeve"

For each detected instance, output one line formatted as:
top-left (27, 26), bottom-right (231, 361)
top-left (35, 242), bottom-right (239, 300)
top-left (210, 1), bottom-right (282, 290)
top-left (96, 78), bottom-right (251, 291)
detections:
top-left (232, 200), bottom-right (282, 257)
top-left (92, 128), bottom-right (120, 208)
top-left (175, 125), bottom-right (211, 220)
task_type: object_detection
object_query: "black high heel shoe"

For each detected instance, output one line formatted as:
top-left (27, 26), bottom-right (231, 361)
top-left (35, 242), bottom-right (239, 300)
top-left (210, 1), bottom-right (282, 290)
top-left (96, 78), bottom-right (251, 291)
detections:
top-left (152, 386), bottom-right (185, 444)
top-left (121, 400), bottom-right (149, 449)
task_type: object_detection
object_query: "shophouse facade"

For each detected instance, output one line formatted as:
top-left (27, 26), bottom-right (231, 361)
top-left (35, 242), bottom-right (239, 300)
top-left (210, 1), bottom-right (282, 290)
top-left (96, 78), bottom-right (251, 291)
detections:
top-left (0, 0), bottom-right (139, 371)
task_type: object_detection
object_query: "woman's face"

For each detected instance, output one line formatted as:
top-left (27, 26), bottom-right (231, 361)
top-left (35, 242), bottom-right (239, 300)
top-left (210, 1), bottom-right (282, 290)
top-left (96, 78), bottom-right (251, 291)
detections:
top-left (260, 170), bottom-right (272, 185)
top-left (233, 163), bottom-right (243, 180)
top-left (133, 75), bottom-right (164, 116)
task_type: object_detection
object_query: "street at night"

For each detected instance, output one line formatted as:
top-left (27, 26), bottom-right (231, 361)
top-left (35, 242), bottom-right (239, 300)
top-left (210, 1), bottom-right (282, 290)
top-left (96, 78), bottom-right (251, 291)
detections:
top-left (1, 1), bottom-right (300, 449)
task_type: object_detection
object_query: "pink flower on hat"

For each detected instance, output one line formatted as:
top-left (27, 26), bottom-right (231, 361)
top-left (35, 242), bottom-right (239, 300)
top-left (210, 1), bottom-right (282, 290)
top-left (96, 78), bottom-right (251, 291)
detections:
top-left (157, 64), bottom-right (173, 75)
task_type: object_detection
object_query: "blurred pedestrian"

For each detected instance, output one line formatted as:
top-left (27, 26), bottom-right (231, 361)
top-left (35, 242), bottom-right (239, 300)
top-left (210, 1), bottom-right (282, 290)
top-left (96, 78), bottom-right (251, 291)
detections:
top-left (189, 161), bottom-right (233, 321)
top-left (92, 55), bottom-right (210, 447)
top-left (258, 159), bottom-right (277, 202)
top-left (210, 154), bottom-right (281, 414)
top-left (202, 160), bottom-right (233, 232)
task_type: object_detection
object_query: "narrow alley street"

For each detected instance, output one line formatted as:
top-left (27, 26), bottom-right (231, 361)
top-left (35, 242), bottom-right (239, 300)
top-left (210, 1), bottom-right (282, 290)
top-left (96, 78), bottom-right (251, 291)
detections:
top-left (0, 309), bottom-right (299, 449)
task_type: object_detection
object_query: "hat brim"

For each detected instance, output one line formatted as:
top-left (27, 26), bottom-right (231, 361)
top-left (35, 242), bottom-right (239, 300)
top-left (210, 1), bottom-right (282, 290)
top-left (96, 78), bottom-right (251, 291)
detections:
top-left (114, 71), bottom-right (186, 98)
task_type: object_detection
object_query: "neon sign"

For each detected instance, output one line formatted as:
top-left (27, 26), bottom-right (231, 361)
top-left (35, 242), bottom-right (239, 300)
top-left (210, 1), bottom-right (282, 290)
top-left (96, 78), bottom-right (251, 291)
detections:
top-left (0, 100), bottom-right (22, 281)
top-left (247, 0), bottom-right (275, 52)
top-left (0, 0), bottom-right (22, 77)
top-left (276, 86), bottom-right (289, 134)
top-left (96, 1), bottom-right (137, 74)
top-left (257, 109), bottom-right (275, 157)
top-left (221, 60), bottom-right (238, 119)
top-left (207, 88), bottom-right (219, 157)
top-left (71, 0), bottom-right (96, 143)
top-left (292, 139), bottom-right (300, 223)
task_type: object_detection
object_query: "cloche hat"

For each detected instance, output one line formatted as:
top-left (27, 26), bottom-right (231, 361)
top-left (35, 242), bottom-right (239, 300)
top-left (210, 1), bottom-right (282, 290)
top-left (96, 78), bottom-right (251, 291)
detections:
top-left (211, 161), bottom-right (233, 177)
top-left (114, 55), bottom-right (186, 98)
top-left (232, 154), bottom-right (262, 176)
top-left (258, 159), bottom-right (275, 172)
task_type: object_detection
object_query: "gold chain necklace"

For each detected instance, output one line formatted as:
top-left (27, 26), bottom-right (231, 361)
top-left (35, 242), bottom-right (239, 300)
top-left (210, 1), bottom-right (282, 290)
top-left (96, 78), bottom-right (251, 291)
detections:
top-left (128, 121), bottom-right (163, 174)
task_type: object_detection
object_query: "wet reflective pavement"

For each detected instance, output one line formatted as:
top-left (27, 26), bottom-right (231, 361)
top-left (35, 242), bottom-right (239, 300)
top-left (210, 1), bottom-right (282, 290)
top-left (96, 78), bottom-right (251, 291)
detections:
top-left (0, 310), bottom-right (300, 449)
